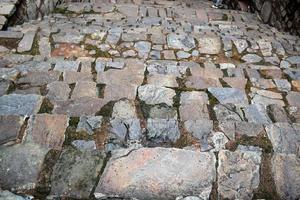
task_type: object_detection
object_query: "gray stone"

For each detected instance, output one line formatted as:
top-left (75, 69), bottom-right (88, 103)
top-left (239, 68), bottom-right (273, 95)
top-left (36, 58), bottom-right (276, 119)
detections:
top-left (241, 54), bottom-right (262, 63)
top-left (265, 123), bottom-right (300, 154)
top-left (110, 118), bottom-right (142, 141)
top-left (233, 39), bottom-right (248, 54)
top-left (95, 148), bottom-right (216, 200)
top-left (107, 60), bottom-right (125, 69)
top-left (244, 103), bottom-right (272, 124)
top-left (235, 121), bottom-right (264, 137)
top-left (286, 56), bottom-right (300, 65)
top-left (176, 51), bottom-right (191, 59)
top-left (17, 30), bottom-right (36, 53)
top-left (214, 104), bottom-right (244, 122)
top-left (208, 87), bottom-right (248, 106)
top-left (0, 94), bottom-right (44, 115)
top-left (148, 105), bottom-right (177, 119)
top-left (0, 190), bottom-right (26, 200)
top-left (50, 147), bottom-right (105, 199)
top-left (0, 31), bottom-right (23, 39)
top-left (218, 146), bottom-right (262, 200)
top-left (274, 79), bottom-right (291, 92)
top-left (77, 116), bottom-right (103, 135)
top-left (17, 71), bottom-right (60, 86)
top-left (71, 81), bottom-right (97, 99)
top-left (0, 3), bottom-right (15, 16)
top-left (0, 79), bottom-right (10, 96)
top-left (134, 41), bottom-right (151, 58)
top-left (0, 115), bottom-right (25, 145)
top-left (47, 81), bottom-right (70, 102)
top-left (147, 118), bottom-right (180, 142)
top-left (272, 153), bottom-right (300, 200)
top-left (72, 140), bottom-right (96, 151)
top-left (286, 92), bottom-right (300, 107)
top-left (0, 143), bottom-right (49, 192)
top-left (167, 33), bottom-right (196, 51)
top-left (267, 104), bottom-right (290, 123)
top-left (54, 61), bottom-right (80, 72)
top-left (138, 84), bottom-right (175, 106)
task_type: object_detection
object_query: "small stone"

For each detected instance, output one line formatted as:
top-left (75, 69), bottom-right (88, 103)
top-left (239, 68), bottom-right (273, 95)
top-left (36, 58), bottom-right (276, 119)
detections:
top-left (233, 39), bottom-right (248, 54)
top-left (17, 30), bottom-right (36, 53)
top-left (280, 60), bottom-right (291, 69)
top-left (107, 60), bottom-right (125, 69)
top-left (138, 84), bottom-right (175, 106)
top-left (77, 116), bottom-right (103, 135)
top-left (286, 91), bottom-right (300, 107)
top-left (292, 80), bottom-right (300, 91)
top-left (211, 132), bottom-right (229, 152)
top-left (274, 79), bottom-right (291, 92)
top-left (54, 60), bottom-right (80, 72)
top-left (110, 118), bottom-right (142, 141)
top-left (286, 56), bottom-right (300, 65)
top-left (162, 50), bottom-right (176, 59)
top-left (71, 140), bottom-right (96, 151)
top-left (241, 54), bottom-right (262, 63)
top-left (176, 51), bottom-right (191, 59)
top-left (147, 74), bottom-right (178, 88)
top-left (112, 99), bottom-right (137, 119)
top-left (95, 148), bottom-right (216, 200)
top-left (257, 39), bottom-right (272, 56)
top-left (134, 41), bottom-right (151, 58)
top-left (147, 118), bottom-right (180, 142)
top-left (219, 63), bottom-right (235, 69)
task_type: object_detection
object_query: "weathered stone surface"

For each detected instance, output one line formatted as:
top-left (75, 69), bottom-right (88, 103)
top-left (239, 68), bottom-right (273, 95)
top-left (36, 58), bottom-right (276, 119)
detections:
top-left (214, 103), bottom-right (244, 122)
top-left (167, 33), bottom-right (195, 51)
top-left (147, 74), bottom-right (178, 87)
top-left (0, 143), bottom-right (49, 191)
top-left (50, 147), bottom-right (105, 199)
top-left (77, 116), bottom-right (103, 135)
top-left (63, 71), bottom-right (93, 84)
top-left (0, 94), bottom-right (44, 115)
top-left (71, 81), bottom-right (97, 99)
top-left (147, 118), bottom-right (180, 142)
top-left (17, 71), bottom-right (60, 87)
top-left (267, 104), bottom-right (290, 123)
top-left (233, 39), bottom-right (248, 54)
top-left (0, 79), bottom-right (10, 96)
top-left (17, 30), bottom-right (36, 53)
top-left (110, 118), bottom-right (142, 141)
top-left (0, 3), bottom-right (15, 16)
top-left (272, 153), bottom-right (300, 200)
top-left (235, 121), bottom-right (264, 137)
top-left (112, 99), bottom-right (137, 119)
top-left (251, 89), bottom-right (284, 106)
top-left (218, 146), bottom-right (262, 200)
top-left (0, 115), bottom-right (25, 144)
top-left (54, 61), bottom-right (80, 72)
top-left (25, 114), bottom-right (68, 150)
top-left (71, 140), bottom-right (96, 151)
top-left (138, 84), bottom-right (175, 106)
top-left (265, 123), bottom-right (300, 154)
top-left (186, 76), bottom-right (221, 90)
top-left (241, 54), bottom-right (262, 63)
top-left (286, 92), bottom-right (300, 107)
top-left (198, 36), bottom-right (221, 54)
top-left (208, 87), bottom-right (248, 105)
top-left (244, 103), bottom-right (272, 124)
top-left (47, 81), bottom-right (70, 102)
top-left (96, 148), bottom-right (216, 199)
top-left (0, 190), bottom-right (26, 200)
top-left (52, 97), bottom-right (105, 117)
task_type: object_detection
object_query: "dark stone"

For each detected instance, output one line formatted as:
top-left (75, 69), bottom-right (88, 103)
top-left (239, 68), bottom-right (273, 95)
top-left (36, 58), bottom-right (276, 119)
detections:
top-left (261, 1), bottom-right (272, 23)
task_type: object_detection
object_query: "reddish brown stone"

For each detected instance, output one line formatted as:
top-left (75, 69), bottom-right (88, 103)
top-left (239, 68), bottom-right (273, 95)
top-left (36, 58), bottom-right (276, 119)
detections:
top-left (51, 43), bottom-right (89, 58)
top-left (25, 114), bottom-right (69, 150)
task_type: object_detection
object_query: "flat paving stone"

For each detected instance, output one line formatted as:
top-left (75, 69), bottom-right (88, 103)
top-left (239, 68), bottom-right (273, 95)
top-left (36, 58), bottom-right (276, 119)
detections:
top-left (208, 87), bottom-right (248, 106)
top-left (147, 118), bottom-right (180, 143)
top-left (0, 115), bottom-right (25, 144)
top-left (167, 33), bottom-right (196, 51)
top-left (0, 94), bottom-right (44, 115)
top-left (198, 36), bottom-right (221, 54)
top-left (138, 84), bottom-right (175, 106)
top-left (95, 148), bottom-right (216, 200)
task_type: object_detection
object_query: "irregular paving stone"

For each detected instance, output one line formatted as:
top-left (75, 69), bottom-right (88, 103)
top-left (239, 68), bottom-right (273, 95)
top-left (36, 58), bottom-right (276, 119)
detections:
top-left (184, 119), bottom-right (213, 151)
top-left (134, 41), bottom-right (151, 58)
top-left (251, 89), bottom-right (284, 106)
top-left (0, 79), bottom-right (10, 96)
top-left (180, 103), bottom-right (210, 121)
top-left (186, 76), bottom-right (221, 90)
top-left (17, 30), bottom-right (36, 53)
top-left (63, 71), bottom-right (93, 84)
top-left (96, 148), bottom-right (216, 199)
top-left (0, 30), bottom-right (23, 39)
top-left (292, 80), bottom-right (300, 91)
top-left (176, 51), bottom-right (191, 59)
top-left (198, 36), bottom-right (221, 55)
top-left (25, 114), bottom-right (68, 150)
top-left (257, 39), bottom-right (272, 56)
top-left (274, 79), bottom-right (291, 92)
top-left (219, 63), bottom-right (235, 70)
top-left (138, 84), bottom-right (175, 106)
top-left (241, 54), bottom-right (262, 63)
top-left (0, 115), bottom-right (25, 144)
top-left (244, 103), bottom-right (272, 124)
top-left (71, 140), bottom-right (96, 151)
top-left (267, 104), bottom-right (290, 123)
top-left (52, 97), bottom-right (105, 117)
top-left (47, 81), bottom-right (70, 102)
top-left (265, 123), bottom-right (300, 154)
top-left (0, 94), bottom-right (44, 115)
top-left (167, 33), bottom-right (196, 51)
top-left (0, 3), bottom-right (16, 17)
top-left (286, 91), bottom-right (300, 107)
top-left (286, 56), bottom-right (300, 65)
top-left (112, 99), bottom-right (137, 119)
top-left (235, 121), bottom-right (264, 137)
top-left (17, 71), bottom-right (60, 86)
top-left (214, 104), bottom-right (244, 122)
top-left (180, 91), bottom-right (208, 105)
top-left (272, 153), bottom-right (300, 200)
top-left (54, 60), bottom-right (80, 72)
top-left (110, 118), bottom-right (142, 141)
top-left (208, 87), bottom-right (248, 105)
top-left (222, 77), bottom-right (247, 89)
top-left (77, 116), bottom-right (103, 135)
top-left (71, 81), bottom-right (97, 99)
top-left (147, 118), bottom-right (180, 142)
top-left (0, 143), bottom-right (49, 192)
top-left (233, 39), bottom-right (248, 54)
top-left (147, 60), bottom-right (186, 76)
top-left (218, 146), bottom-right (262, 200)
top-left (148, 105), bottom-right (177, 119)
top-left (50, 147), bottom-right (105, 199)
top-left (147, 74), bottom-right (178, 87)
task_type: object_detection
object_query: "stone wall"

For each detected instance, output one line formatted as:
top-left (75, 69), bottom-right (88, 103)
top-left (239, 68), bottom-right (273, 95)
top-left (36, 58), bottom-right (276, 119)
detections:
top-left (252, 0), bottom-right (300, 36)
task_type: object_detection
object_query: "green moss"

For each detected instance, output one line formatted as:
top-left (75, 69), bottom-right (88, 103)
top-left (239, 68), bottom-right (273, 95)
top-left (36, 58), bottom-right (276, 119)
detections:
top-left (84, 44), bottom-right (111, 58)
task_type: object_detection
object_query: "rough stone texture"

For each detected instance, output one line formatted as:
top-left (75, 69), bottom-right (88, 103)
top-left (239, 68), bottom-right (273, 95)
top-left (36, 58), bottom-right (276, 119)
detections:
top-left (50, 147), bottom-right (105, 199)
top-left (138, 84), bottom-right (175, 106)
top-left (265, 123), bottom-right (300, 154)
top-left (147, 118), bottom-right (180, 142)
top-left (0, 115), bottom-right (25, 144)
top-left (208, 87), bottom-right (248, 105)
top-left (0, 143), bottom-right (49, 192)
top-left (198, 36), bottom-right (221, 54)
top-left (0, 94), bottom-right (44, 115)
top-left (272, 153), bottom-right (300, 200)
top-left (25, 114), bottom-right (68, 150)
top-left (218, 146), bottom-right (262, 200)
top-left (167, 33), bottom-right (195, 51)
top-left (96, 148), bottom-right (216, 200)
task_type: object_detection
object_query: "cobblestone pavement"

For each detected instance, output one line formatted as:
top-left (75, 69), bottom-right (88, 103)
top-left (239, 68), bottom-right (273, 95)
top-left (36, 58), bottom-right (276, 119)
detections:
top-left (0, 0), bottom-right (300, 199)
